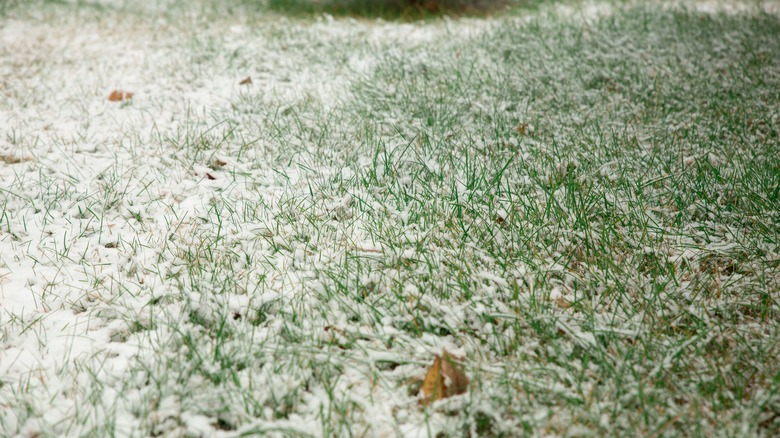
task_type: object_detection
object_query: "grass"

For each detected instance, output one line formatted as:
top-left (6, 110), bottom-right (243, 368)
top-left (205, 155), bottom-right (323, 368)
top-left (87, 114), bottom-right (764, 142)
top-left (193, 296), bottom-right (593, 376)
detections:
top-left (261, 0), bottom-right (515, 19)
top-left (1, 0), bottom-right (779, 436)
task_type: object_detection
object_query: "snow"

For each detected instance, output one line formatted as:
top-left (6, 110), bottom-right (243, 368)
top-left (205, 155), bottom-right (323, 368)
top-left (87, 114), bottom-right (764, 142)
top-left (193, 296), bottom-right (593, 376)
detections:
top-left (0, 2), bottom-right (487, 431)
top-left (1, 0), bottom-right (779, 435)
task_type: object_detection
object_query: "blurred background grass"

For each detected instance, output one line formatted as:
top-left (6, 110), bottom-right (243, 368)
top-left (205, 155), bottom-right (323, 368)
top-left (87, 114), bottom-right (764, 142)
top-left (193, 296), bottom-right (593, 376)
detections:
top-left (261, 0), bottom-right (517, 19)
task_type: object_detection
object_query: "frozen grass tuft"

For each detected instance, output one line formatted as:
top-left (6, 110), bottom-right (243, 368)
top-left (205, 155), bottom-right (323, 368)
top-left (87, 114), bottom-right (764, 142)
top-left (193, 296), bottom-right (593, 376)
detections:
top-left (1, 0), bottom-right (779, 436)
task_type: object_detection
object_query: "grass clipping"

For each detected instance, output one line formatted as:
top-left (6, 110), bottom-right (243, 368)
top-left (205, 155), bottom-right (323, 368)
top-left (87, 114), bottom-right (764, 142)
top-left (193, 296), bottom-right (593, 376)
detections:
top-left (420, 350), bottom-right (469, 405)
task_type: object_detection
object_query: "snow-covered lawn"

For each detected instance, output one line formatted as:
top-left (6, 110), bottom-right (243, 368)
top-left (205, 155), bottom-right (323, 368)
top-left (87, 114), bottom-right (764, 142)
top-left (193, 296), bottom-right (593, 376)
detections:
top-left (1, 0), bottom-right (779, 436)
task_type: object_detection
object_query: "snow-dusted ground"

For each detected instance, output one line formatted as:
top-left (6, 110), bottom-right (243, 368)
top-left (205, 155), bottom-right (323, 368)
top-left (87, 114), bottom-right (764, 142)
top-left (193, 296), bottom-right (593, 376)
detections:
top-left (1, 0), bottom-right (779, 436)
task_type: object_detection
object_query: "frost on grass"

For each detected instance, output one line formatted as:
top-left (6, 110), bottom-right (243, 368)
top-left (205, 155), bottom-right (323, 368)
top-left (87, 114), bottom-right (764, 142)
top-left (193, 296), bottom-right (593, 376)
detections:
top-left (1, 0), bottom-right (780, 437)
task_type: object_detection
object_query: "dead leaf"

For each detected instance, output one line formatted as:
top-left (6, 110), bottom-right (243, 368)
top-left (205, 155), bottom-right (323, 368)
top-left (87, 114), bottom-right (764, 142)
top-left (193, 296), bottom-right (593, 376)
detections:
top-left (0, 154), bottom-right (31, 164)
top-left (211, 157), bottom-right (228, 168)
top-left (419, 349), bottom-right (469, 405)
top-left (440, 351), bottom-right (469, 397)
top-left (515, 123), bottom-right (528, 136)
top-left (420, 355), bottom-right (446, 405)
top-left (108, 90), bottom-right (134, 102)
top-left (205, 172), bottom-right (216, 180)
top-left (239, 76), bottom-right (252, 85)
top-left (555, 296), bottom-right (572, 309)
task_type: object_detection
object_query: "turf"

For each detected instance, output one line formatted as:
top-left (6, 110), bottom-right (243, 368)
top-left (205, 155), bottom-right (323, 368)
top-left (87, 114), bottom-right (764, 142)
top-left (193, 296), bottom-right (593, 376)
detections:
top-left (0, 0), bottom-right (778, 436)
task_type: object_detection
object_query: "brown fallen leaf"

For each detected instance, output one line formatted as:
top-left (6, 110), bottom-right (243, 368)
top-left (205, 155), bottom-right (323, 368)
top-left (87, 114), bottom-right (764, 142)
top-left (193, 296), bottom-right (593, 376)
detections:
top-left (108, 90), bottom-right (134, 102)
top-left (555, 296), bottom-right (572, 309)
top-left (419, 349), bottom-right (469, 405)
top-left (0, 154), bottom-right (31, 164)
top-left (420, 355), bottom-right (446, 405)
top-left (211, 157), bottom-right (228, 168)
top-left (515, 123), bottom-right (528, 136)
top-left (239, 76), bottom-right (252, 85)
top-left (440, 351), bottom-right (470, 397)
